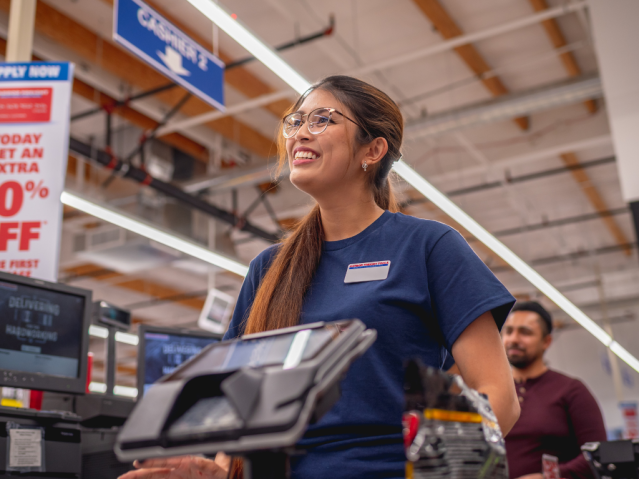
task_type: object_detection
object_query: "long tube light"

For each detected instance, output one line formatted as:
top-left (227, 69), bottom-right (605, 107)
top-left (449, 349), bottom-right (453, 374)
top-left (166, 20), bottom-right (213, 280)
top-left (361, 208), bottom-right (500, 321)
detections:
top-left (185, 0), bottom-right (310, 94)
top-left (61, 191), bottom-right (249, 277)
top-left (185, 0), bottom-right (639, 373)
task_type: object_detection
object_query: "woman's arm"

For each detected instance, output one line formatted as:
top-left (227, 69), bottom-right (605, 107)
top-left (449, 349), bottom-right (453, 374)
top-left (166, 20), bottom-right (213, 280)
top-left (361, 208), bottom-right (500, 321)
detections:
top-left (451, 311), bottom-right (520, 435)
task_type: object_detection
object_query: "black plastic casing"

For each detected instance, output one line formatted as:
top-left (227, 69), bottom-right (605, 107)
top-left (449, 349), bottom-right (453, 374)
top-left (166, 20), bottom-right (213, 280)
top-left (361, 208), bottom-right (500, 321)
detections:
top-left (0, 271), bottom-right (92, 395)
top-left (116, 319), bottom-right (376, 461)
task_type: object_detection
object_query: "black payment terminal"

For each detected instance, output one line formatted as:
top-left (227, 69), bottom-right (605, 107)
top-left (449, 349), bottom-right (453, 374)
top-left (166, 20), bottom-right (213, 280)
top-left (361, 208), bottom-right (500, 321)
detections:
top-left (115, 320), bottom-right (376, 478)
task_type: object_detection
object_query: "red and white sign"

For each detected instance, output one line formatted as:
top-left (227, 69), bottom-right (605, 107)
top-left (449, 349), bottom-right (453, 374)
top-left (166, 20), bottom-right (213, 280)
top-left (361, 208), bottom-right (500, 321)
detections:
top-left (542, 454), bottom-right (560, 479)
top-left (0, 87), bottom-right (52, 123)
top-left (620, 401), bottom-right (639, 439)
top-left (0, 62), bottom-right (74, 281)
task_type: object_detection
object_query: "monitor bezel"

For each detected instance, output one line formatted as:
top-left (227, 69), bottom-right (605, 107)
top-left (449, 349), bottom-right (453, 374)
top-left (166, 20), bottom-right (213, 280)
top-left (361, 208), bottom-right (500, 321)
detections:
top-left (93, 300), bottom-right (132, 331)
top-left (0, 271), bottom-right (92, 395)
top-left (137, 325), bottom-right (222, 397)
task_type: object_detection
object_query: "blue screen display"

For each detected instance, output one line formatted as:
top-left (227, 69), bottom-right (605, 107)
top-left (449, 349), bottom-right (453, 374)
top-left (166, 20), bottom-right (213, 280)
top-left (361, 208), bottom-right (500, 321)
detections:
top-left (143, 331), bottom-right (218, 395)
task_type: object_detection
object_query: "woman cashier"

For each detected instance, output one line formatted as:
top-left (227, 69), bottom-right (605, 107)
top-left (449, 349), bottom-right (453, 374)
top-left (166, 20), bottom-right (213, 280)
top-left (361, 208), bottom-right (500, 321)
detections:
top-left (121, 76), bottom-right (520, 479)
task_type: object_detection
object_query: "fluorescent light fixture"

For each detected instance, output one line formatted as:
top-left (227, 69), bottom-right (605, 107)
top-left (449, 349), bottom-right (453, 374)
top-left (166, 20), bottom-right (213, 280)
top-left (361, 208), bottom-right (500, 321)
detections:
top-left (141, 3), bottom-right (639, 374)
top-left (114, 385), bottom-right (139, 398)
top-left (185, 0), bottom-right (310, 94)
top-left (88, 382), bottom-right (139, 398)
top-left (89, 325), bottom-right (109, 338)
top-left (61, 191), bottom-right (249, 277)
top-left (114, 331), bottom-right (139, 346)
top-left (88, 382), bottom-right (107, 393)
top-left (90, 326), bottom-right (139, 345)
top-left (610, 342), bottom-right (639, 373)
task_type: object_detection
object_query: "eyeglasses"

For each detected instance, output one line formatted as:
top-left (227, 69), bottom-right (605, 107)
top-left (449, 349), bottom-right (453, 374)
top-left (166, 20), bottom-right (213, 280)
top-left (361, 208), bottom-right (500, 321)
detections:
top-left (282, 107), bottom-right (365, 138)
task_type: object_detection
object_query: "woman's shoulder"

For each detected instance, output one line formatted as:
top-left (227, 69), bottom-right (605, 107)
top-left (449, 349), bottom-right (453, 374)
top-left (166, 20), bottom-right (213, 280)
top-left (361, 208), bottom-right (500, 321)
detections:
top-left (387, 211), bottom-right (459, 239)
top-left (248, 243), bottom-right (281, 280)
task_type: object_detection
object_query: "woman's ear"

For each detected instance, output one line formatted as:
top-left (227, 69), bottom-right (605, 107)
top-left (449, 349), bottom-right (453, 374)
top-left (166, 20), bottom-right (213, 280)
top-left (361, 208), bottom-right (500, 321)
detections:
top-left (361, 137), bottom-right (388, 168)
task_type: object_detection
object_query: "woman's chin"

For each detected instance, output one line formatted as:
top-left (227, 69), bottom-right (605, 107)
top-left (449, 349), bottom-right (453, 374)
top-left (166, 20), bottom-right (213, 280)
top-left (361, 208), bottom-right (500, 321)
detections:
top-left (289, 170), bottom-right (314, 191)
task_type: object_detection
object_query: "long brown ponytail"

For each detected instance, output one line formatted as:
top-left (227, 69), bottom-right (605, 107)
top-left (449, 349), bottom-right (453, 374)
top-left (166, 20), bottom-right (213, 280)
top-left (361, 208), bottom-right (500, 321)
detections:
top-left (229, 76), bottom-right (403, 478)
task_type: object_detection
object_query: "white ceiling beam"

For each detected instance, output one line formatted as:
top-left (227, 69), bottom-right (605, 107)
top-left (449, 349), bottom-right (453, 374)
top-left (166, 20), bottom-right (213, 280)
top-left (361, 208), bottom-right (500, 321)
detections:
top-left (347, 1), bottom-right (588, 77)
top-left (433, 134), bottom-right (612, 186)
top-left (404, 74), bottom-right (602, 140)
top-left (156, 90), bottom-right (296, 136)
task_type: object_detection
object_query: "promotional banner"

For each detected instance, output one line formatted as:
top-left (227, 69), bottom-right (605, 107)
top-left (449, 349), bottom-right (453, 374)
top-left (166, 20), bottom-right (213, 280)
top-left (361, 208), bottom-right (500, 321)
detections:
top-left (0, 62), bottom-right (74, 281)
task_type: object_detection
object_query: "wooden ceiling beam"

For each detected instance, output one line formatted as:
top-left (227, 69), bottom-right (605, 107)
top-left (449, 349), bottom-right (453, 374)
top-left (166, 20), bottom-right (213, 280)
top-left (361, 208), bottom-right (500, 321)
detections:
top-left (412, 0), bottom-right (529, 131)
top-left (0, 0), bottom-right (276, 159)
top-left (527, 0), bottom-right (597, 113)
top-left (0, 37), bottom-right (210, 162)
top-left (97, 0), bottom-right (292, 118)
top-left (63, 263), bottom-right (207, 309)
top-left (560, 153), bottom-right (632, 256)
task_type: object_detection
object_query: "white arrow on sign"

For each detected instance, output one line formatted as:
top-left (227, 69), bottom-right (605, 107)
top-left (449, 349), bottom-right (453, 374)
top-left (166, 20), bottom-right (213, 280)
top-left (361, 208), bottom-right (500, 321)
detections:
top-left (157, 46), bottom-right (190, 76)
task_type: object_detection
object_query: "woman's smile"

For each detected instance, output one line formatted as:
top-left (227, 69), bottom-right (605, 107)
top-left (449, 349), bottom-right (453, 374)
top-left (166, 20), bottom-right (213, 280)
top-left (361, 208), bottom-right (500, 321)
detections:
top-left (292, 147), bottom-right (321, 166)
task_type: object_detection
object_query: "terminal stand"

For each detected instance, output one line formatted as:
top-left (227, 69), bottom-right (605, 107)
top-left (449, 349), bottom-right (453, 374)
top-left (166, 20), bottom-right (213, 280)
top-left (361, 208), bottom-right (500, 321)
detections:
top-left (105, 324), bottom-right (118, 397)
top-left (244, 452), bottom-right (289, 479)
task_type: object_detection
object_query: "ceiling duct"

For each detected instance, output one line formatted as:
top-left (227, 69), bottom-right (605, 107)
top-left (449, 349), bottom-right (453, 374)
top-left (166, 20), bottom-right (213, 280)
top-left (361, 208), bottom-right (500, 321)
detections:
top-left (404, 74), bottom-right (602, 140)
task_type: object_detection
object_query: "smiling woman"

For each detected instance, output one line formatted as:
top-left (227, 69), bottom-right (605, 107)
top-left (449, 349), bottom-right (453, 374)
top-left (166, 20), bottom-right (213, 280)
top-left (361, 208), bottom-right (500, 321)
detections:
top-left (120, 75), bottom-right (519, 479)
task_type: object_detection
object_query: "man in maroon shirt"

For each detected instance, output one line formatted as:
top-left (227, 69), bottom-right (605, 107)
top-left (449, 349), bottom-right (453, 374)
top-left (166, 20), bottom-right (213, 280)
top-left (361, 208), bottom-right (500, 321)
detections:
top-left (502, 301), bottom-right (607, 479)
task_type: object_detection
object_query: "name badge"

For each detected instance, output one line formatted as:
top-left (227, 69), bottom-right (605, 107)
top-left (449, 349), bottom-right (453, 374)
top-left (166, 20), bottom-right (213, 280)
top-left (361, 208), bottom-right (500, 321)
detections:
top-left (344, 261), bottom-right (391, 283)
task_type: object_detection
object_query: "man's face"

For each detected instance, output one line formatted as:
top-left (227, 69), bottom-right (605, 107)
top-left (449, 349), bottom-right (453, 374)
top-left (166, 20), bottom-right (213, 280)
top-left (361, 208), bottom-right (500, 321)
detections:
top-left (501, 311), bottom-right (552, 369)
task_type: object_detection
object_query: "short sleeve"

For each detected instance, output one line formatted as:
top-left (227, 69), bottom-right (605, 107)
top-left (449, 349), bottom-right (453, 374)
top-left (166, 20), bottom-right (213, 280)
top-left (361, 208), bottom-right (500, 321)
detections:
top-left (426, 229), bottom-right (515, 351)
top-left (223, 245), bottom-right (279, 340)
top-left (223, 265), bottom-right (257, 340)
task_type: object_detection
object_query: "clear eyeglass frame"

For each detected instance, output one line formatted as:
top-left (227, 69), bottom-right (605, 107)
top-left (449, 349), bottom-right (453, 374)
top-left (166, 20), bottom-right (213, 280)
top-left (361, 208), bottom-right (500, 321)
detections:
top-left (282, 107), bottom-right (364, 138)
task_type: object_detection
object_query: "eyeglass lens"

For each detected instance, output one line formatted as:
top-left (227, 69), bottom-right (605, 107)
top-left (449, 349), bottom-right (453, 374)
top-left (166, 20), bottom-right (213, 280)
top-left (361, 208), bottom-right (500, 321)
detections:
top-left (283, 108), bottom-right (332, 138)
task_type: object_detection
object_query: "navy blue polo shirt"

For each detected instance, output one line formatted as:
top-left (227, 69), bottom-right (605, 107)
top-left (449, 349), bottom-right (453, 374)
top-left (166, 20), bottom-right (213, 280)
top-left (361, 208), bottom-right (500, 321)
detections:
top-left (224, 211), bottom-right (514, 479)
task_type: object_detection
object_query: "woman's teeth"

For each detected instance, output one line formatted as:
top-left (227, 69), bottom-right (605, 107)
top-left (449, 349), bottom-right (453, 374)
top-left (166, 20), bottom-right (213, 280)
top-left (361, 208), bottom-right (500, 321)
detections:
top-left (295, 151), bottom-right (319, 160)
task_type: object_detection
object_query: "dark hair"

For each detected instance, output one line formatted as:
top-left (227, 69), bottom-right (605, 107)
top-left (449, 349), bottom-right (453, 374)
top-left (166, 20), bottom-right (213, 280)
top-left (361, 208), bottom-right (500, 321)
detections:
top-left (229, 76), bottom-right (404, 479)
top-left (511, 301), bottom-right (553, 336)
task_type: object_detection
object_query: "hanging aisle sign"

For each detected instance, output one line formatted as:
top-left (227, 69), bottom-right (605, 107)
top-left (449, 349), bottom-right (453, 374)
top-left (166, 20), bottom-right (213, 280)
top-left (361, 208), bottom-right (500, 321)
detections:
top-left (0, 62), bottom-right (74, 282)
top-left (113, 0), bottom-right (225, 111)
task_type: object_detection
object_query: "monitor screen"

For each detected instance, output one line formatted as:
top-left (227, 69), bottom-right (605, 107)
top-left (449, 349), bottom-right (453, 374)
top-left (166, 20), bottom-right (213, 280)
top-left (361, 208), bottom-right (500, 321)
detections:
top-left (140, 328), bottom-right (220, 396)
top-left (0, 277), bottom-right (87, 380)
top-left (165, 324), bottom-right (340, 383)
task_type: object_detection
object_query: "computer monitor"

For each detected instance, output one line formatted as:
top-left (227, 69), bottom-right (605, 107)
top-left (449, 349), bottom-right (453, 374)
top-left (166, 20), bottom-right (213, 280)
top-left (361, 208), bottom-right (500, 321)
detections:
top-left (137, 325), bottom-right (221, 397)
top-left (0, 271), bottom-right (92, 395)
top-left (93, 300), bottom-right (131, 330)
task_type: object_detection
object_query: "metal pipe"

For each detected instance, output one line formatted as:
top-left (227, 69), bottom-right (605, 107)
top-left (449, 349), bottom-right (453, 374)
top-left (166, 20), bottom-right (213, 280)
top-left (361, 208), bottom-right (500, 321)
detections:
top-left (404, 74), bottom-right (602, 140)
top-left (491, 242), bottom-right (637, 272)
top-left (488, 207), bottom-right (629, 238)
top-left (68, 137), bottom-right (279, 242)
top-left (405, 155), bottom-right (616, 206)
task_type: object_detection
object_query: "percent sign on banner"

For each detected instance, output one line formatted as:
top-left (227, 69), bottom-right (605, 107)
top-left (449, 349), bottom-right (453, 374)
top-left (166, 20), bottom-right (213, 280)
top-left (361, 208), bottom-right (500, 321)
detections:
top-left (0, 62), bottom-right (75, 282)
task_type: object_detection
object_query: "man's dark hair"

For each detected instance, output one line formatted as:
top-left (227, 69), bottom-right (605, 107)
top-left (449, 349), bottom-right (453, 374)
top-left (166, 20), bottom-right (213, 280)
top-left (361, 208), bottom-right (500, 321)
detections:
top-left (511, 301), bottom-right (553, 336)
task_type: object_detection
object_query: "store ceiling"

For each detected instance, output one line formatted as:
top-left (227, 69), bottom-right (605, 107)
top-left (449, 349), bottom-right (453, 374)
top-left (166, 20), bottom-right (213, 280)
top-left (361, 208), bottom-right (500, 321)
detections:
top-left (1, 0), bottom-right (637, 387)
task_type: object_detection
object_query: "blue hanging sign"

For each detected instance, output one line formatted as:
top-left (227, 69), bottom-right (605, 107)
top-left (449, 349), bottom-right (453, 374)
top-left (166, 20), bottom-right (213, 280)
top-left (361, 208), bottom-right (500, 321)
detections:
top-left (113, 0), bottom-right (225, 111)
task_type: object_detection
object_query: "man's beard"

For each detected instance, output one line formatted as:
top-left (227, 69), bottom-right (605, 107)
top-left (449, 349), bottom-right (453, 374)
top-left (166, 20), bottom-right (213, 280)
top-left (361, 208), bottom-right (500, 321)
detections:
top-left (507, 349), bottom-right (537, 369)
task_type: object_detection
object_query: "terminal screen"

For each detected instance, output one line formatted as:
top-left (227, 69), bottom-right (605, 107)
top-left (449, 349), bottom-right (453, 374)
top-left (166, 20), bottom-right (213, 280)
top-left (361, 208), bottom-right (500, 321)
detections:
top-left (142, 331), bottom-right (219, 395)
top-left (0, 280), bottom-right (86, 378)
top-left (166, 323), bottom-right (342, 382)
